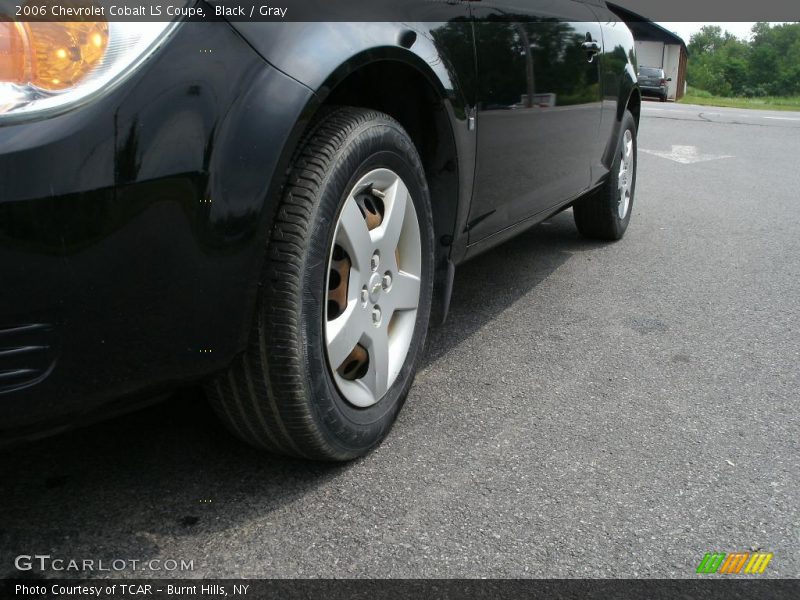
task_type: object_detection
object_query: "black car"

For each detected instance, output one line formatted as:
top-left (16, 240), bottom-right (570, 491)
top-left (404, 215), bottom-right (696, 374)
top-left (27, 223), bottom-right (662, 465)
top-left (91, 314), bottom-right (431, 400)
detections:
top-left (0, 1), bottom-right (640, 460)
top-left (638, 66), bottom-right (671, 102)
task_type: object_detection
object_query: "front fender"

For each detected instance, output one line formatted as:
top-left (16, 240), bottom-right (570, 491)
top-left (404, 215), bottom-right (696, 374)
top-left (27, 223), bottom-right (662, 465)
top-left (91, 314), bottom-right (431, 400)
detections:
top-left (227, 21), bottom-right (470, 112)
top-left (226, 18), bottom-right (478, 267)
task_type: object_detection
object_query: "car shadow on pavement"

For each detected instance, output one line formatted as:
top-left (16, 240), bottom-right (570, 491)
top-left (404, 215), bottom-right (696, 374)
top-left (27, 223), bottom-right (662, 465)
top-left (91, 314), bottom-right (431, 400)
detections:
top-left (423, 209), bottom-right (603, 368)
top-left (0, 386), bottom-right (351, 577)
top-left (0, 209), bottom-right (602, 576)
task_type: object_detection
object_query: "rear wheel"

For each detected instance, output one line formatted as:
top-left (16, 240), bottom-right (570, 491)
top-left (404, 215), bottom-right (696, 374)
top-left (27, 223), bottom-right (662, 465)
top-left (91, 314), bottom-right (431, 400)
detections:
top-left (573, 109), bottom-right (637, 241)
top-left (208, 107), bottom-right (434, 461)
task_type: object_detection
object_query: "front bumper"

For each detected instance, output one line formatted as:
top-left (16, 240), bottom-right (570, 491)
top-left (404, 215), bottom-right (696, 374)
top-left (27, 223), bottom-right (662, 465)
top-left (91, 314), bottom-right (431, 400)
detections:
top-left (0, 19), bottom-right (312, 437)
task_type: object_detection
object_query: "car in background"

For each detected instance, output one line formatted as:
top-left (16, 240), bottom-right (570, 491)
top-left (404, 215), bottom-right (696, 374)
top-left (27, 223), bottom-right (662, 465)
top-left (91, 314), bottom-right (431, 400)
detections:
top-left (1, 0), bottom-right (641, 460)
top-left (637, 66), bottom-right (671, 101)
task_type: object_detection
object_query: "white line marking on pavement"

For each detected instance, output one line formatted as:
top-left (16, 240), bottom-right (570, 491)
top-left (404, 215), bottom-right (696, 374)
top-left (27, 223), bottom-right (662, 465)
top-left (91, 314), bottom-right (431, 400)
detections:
top-left (640, 145), bottom-right (733, 165)
top-left (642, 108), bottom-right (696, 114)
top-left (763, 116), bottom-right (800, 121)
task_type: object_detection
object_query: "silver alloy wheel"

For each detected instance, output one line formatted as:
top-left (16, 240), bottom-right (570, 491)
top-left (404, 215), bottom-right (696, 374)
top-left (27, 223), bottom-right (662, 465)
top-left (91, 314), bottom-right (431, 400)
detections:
top-left (617, 129), bottom-right (634, 219)
top-left (324, 168), bottom-right (422, 408)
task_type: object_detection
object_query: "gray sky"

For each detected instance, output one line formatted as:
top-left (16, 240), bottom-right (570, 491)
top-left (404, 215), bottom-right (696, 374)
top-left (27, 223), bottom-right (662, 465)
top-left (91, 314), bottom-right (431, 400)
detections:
top-left (658, 22), bottom-right (787, 44)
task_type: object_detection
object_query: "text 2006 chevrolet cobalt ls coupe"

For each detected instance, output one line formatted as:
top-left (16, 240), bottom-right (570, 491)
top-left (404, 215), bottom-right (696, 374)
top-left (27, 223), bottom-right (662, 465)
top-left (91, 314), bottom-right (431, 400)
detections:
top-left (1, 1), bottom-right (640, 460)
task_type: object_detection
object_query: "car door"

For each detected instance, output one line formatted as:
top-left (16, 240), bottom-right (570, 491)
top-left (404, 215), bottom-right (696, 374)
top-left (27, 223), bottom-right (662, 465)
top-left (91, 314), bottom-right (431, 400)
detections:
top-left (468, 0), bottom-right (603, 243)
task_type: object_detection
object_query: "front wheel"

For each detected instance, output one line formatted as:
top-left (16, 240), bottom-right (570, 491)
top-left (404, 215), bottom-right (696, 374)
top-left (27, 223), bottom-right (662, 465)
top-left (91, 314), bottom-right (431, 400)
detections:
top-left (208, 107), bottom-right (435, 461)
top-left (573, 109), bottom-right (637, 241)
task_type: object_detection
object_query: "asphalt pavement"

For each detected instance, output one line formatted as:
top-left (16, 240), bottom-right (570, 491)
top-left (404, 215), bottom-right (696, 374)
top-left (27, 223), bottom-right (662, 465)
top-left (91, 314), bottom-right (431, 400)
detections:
top-left (1, 101), bottom-right (798, 579)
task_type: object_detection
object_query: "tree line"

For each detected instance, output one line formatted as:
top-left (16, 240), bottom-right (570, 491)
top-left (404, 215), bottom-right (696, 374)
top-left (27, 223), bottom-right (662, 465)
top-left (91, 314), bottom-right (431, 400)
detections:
top-left (687, 22), bottom-right (800, 97)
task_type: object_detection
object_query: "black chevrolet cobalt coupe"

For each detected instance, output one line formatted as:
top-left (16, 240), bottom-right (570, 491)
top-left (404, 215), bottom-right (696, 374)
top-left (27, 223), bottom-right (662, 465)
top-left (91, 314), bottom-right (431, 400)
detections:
top-left (0, 1), bottom-right (640, 459)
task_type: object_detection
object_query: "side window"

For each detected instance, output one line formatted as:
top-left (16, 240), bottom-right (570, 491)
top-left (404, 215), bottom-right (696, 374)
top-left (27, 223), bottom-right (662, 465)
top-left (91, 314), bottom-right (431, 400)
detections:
top-left (473, 1), bottom-right (602, 109)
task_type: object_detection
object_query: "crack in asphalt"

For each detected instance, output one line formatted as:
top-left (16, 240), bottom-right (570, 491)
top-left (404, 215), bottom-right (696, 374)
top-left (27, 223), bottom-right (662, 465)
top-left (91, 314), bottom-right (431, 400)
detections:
top-left (643, 108), bottom-right (800, 129)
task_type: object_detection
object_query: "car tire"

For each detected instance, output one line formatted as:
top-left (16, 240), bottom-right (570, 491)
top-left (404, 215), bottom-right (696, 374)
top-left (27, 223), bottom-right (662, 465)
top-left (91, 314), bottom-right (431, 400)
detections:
top-left (207, 107), bottom-right (435, 461)
top-left (573, 109), bottom-right (637, 241)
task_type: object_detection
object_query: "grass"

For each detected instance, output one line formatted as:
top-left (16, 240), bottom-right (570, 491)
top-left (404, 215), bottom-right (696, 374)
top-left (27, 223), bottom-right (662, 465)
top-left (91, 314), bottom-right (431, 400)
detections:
top-left (679, 87), bottom-right (800, 111)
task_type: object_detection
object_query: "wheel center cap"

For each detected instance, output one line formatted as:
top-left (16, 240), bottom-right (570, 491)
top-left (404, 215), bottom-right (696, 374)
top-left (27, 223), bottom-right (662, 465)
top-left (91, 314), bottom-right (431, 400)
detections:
top-left (368, 273), bottom-right (382, 303)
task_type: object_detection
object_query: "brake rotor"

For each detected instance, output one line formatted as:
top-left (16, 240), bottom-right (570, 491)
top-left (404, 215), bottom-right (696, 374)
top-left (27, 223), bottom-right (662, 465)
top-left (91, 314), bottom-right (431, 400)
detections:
top-left (357, 187), bottom-right (384, 230)
top-left (337, 343), bottom-right (369, 381)
top-left (327, 247), bottom-right (351, 321)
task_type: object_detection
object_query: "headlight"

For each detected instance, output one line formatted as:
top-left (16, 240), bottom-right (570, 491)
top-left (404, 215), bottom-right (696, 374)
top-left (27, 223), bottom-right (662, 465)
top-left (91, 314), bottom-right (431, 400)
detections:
top-left (0, 3), bottom-right (183, 121)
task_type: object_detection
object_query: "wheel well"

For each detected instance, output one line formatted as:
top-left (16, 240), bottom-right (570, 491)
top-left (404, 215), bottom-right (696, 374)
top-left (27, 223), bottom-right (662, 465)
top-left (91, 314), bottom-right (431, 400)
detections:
top-left (323, 61), bottom-right (459, 267)
top-left (627, 87), bottom-right (641, 128)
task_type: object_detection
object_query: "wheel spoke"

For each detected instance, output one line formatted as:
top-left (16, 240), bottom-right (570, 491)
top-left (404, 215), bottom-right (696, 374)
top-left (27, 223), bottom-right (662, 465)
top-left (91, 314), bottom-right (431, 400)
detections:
top-left (376, 177), bottom-right (409, 253)
top-left (617, 152), bottom-right (630, 218)
top-left (326, 303), bottom-right (365, 369)
top-left (623, 130), bottom-right (633, 162)
top-left (337, 197), bottom-right (372, 272)
top-left (363, 324), bottom-right (390, 401)
top-left (390, 271), bottom-right (421, 312)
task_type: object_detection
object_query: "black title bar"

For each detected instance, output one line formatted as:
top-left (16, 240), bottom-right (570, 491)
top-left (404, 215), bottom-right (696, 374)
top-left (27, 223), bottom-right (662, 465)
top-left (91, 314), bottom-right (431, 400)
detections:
top-left (2, 0), bottom-right (800, 22)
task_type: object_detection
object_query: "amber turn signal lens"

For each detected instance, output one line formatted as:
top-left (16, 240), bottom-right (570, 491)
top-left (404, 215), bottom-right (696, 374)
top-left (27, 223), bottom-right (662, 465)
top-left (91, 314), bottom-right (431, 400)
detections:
top-left (0, 22), bottom-right (27, 83)
top-left (0, 20), bottom-right (109, 91)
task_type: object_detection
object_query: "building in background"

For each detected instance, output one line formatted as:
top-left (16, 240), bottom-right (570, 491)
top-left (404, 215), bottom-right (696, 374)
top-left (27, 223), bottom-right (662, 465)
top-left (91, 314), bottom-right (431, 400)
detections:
top-left (610, 4), bottom-right (688, 101)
